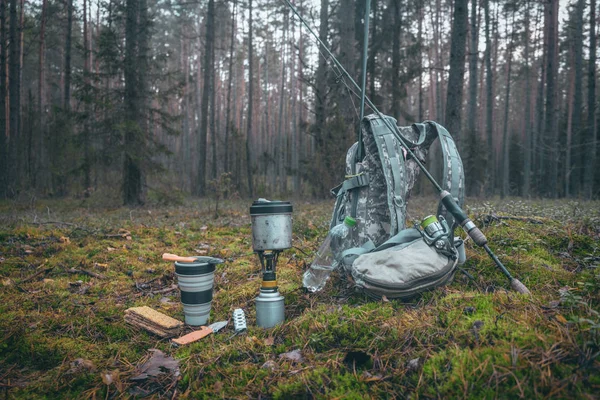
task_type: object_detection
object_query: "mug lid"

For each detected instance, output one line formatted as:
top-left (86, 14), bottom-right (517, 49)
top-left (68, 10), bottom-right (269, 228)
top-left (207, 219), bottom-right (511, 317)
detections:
top-left (250, 199), bottom-right (293, 215)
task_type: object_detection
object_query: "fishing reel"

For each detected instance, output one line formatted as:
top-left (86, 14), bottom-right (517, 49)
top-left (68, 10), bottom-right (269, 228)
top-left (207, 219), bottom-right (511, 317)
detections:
top-left (416, 215), bottom-right (456, 259)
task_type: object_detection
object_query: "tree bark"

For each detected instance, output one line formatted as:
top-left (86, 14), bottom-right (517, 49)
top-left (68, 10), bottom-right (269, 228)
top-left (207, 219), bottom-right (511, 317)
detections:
top-left (466, 0), bottom-right (479, 195)
top-left (391, 0), bottom-right (401, 118)
top-left (83, 0), bottom-right (91, 189)
top-left (522, 0), bottom-right (532, 197)
top-left (64, 0), bottom-right (73, 111)
top-left (209, 6), bottom-right (217, 181)
top-left (224, 0), bottom-right (237, 174)
top-left (483, 0), bottom-right (494, 195)
top-left (123, 0), bottom-right (144, 205)
top-left (570, 0), bottom-right (584, 196)
top-left (444, 0), bottom-right (468, 146)
top-left (36, 0), bottom-right (48, 191)
top-left (277, 11), bottom-right (288, 194)
top-left (584, 0), bottom-right (596, 198)
top-left (544, 0), bottom-right (559, 197)
top-left (314, 0), bottom-right (329, 151)
top-left (7, 0), bottom-right (20, 194)
top-left (501, 9), bottom-right (515, 198)
top-left (0, 0), bottom-right (7, 198)
top-left (245, 0), bottom-right (254, 197)
top-left (197, 0), bottom-right (215, 196)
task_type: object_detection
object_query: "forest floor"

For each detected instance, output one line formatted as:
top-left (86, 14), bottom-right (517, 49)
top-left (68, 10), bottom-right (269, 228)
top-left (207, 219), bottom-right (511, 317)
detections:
top-left (0, 196), bottom-right (599, 399)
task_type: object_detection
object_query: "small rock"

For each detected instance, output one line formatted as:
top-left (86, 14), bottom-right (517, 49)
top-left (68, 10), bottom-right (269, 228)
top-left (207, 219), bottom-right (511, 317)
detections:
top-left (406, 358), bottom-right (421, 371)
top-left (279, 349), bottom-right (304, 363)
top-left (463, 306), bottom-right (476, 315)
top-left (261, 360), bottom-right (277, 370)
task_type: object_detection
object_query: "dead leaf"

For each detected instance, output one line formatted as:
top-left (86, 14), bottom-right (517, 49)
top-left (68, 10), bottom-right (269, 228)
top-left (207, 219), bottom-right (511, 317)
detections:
top-left (131, 349), bottom-right (180, 381)
top-left (101, 370), bottom-right (115, 385)
top-left (68, 358), bottom-right (96, 374)
top-left (381, 295), bottom-right (390, 303)
top-left (264, 337), bottom-right (275, 346)
top-left (361, 371), bottom-right (383, 382)
top-left (94, 263), bottom-right (109, 270)
top-left (200, 226), bottom-right (208, 231)
top-left (213, 381), bottom-right (224, 391)
top-left (126, 236), bottom-right (132, 241)
top-left (2, 278), bottom-right (13, 286)
top-left (107, 247), bottom-right (117, 252)
top-left (59, 236), bottom-right (71, 244)
top-left (555, 314), bottom-right (568, 324)
top-left (279, 349), bottom-right (304, 363)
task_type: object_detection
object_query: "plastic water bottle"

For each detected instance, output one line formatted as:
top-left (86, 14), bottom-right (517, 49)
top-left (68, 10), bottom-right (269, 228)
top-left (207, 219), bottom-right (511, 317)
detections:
top-left (303, 216), bottom-right (356, 292)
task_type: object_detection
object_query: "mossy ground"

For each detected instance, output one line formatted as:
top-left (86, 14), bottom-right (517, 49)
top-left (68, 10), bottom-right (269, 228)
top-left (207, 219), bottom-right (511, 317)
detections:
top-left (0, 197), bottom-right (599, 399)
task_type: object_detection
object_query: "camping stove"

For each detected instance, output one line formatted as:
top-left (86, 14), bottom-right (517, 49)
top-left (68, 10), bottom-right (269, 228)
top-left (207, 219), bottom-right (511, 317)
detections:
top-left (250, 199), bottom-right (293, 328)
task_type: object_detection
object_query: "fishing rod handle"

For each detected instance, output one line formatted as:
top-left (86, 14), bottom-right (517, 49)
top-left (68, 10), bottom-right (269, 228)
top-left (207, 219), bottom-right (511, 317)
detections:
top-left (440, 191), bottom-right (488, 247)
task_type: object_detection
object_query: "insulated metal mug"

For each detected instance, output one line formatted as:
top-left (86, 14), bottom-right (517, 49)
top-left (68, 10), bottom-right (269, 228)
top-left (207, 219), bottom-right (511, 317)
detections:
top-left (174, 257), bottom-right (223, 326)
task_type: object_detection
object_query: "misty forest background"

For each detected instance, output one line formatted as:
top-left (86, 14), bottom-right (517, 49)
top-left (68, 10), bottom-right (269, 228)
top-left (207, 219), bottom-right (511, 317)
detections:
top-left (0, 0), bottom-right (599, 205)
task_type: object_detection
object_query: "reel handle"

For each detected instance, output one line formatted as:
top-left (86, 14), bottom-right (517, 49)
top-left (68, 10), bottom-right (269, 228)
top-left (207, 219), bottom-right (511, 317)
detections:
top-left (440, 191), bottom-right (487, 247)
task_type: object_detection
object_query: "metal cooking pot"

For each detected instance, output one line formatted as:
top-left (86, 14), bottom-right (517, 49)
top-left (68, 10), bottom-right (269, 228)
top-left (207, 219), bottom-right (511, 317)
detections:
top-left (249, 199), bottom-right (293, 251)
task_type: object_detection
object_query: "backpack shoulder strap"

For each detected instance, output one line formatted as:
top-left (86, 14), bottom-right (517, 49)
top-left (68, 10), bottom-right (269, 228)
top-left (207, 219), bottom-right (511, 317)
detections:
top-left (366, 115), bottom-right (408, 236)
top-left (419, 121), bottom-right (465, 229)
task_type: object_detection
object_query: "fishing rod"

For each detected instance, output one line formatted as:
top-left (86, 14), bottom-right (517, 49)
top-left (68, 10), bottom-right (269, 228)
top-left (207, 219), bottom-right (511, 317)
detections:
top-left (281, 0), bottom-right (530, 294)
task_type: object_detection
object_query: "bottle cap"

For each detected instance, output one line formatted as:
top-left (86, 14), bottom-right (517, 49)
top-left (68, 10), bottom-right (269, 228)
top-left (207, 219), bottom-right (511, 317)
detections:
top-left (344, 216), bottom-right (357, 227)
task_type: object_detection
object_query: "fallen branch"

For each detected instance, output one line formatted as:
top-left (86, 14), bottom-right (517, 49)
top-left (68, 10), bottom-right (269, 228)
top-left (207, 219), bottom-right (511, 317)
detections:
top-left (20, 267), bottom-right (54, 284)
top-left (480, 214), bottom-right (544, 225)
top-left (31, 221), bottom-right (78, 227)
top-left (151, 285), bottom-right (179, 295)
top-left (67, 268), bottom-right (106, 279)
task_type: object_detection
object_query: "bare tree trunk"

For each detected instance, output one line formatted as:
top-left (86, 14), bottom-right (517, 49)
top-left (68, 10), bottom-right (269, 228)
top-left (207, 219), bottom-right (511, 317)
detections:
top-left (501, 9), bottom-right (515, 198)
top-left (290, 9), bottom-right (299, 193)
top-left (417, 0), bottom-right (423, 121)
top-left (245, 0), bottom-right (254, 197)
top-left (35, 0), bottom-right (48, 191)
top-left (565, 54), bottom-right (575, 197)
top-left (570, 0), bottom-right (584, 196)
top-left (197, 0), bottom-right (215, 196)
top-left (534, 2), bottom-right (546, 196)
top-left (445, 0), bottom-right (468, 145)
top-left (484, 0), bottom-right (494, 195)
top-left (544, 0), bottom-right (559, 197)
top-left (391, 0), bottom-right (401, 118)
top-left (210, 24), bottom-right (217, 181)
top-left (7, 0), bottom-right (20, 194)
top-left (314, 0), bottom-right (328, 152)
top-left (584, 0), bottom-right (596, 198)
top-left (522, 0), bottom-right (532, 197)
top-left (224, 0), bottom-right (237, 174)
top-left (466, 0), bottom-right (478, 195)
top-left (83, 0), bottom-right (91, 189)
top-left (64, 0), bottom-right (73, 111)
top-left (277, 11), bottom-right (288, 194)
top-left (338, 0), bottom-right (356, 125)
top-left (123, 0), bottom-right (145, 205)
top-left (0, 0), bottom-right (6, 198)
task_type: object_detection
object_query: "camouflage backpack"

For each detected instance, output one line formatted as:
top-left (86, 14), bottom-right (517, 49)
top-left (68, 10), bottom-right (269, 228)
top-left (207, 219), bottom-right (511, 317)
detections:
top-left (329, 114), bottom-right (466, 299)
